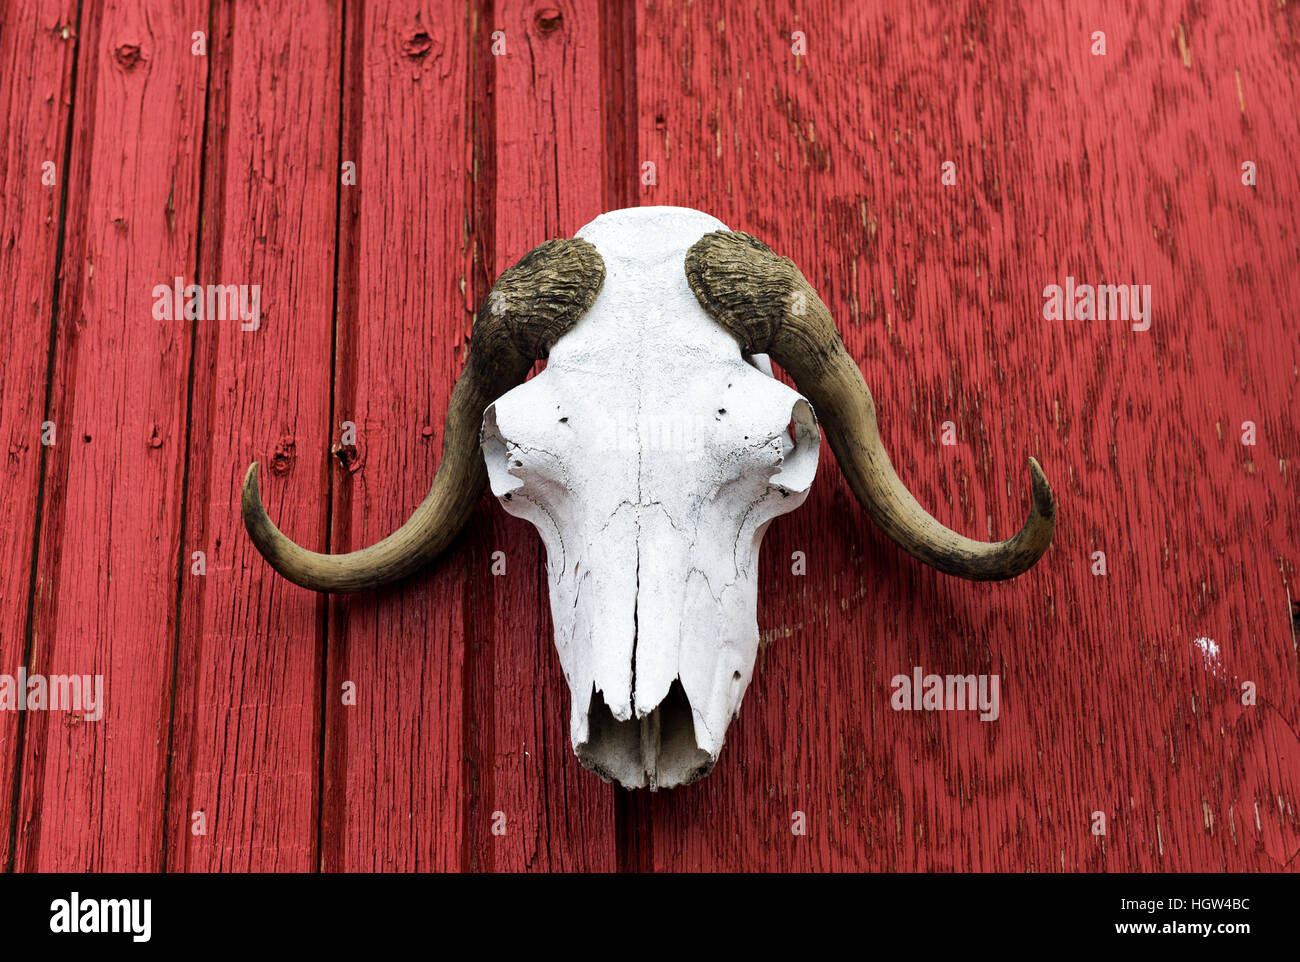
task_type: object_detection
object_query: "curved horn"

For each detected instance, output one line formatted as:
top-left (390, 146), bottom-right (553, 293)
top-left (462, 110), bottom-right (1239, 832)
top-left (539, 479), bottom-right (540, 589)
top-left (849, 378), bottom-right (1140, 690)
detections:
top-left (685, 230), bottom-right (1054, 582)
top-left (242, 238), bottom-right (605, 592)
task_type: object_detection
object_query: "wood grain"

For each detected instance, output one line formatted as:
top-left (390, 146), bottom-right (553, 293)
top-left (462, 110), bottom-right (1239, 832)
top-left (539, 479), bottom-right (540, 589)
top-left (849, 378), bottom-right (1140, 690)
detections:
top-left (167, 0), bottom-right (341, 871)
top-left (14, 0), bottom-right (208, 870)
top-left (631, 0), bottom-right (1300, 870)
top-left (0, 0), bottom-right (79, 872)
top-left (319, 0), bottom-right (478, 872)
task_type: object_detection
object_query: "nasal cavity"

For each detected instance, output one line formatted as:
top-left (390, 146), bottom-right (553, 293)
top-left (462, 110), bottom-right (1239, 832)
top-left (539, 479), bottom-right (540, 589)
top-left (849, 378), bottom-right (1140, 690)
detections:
top-left (577, 680), bottom-right (714, 791)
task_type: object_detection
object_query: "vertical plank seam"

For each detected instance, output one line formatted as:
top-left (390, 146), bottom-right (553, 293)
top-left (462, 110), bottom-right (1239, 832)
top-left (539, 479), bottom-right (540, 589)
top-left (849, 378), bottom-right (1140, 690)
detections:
top-left (160, 0), bottom-right (219, 873)
top-left (316, 0), bottom-right (353, 873)
top-left (5, 0), bottom-right (86, 875)
top-left (601, 0), bottom-right (637, 215)
top-left (462, 0), bottom-right (498, 873)
top-left (599, 0), bottom-right (645, 874)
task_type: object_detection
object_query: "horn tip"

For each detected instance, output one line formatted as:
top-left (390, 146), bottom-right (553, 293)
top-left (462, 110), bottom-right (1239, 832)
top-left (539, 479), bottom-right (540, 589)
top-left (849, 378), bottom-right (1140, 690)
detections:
top-left (1027, 457), bottom-right (1056, 523)
top-left (241, 462), bottom-right (268, 530)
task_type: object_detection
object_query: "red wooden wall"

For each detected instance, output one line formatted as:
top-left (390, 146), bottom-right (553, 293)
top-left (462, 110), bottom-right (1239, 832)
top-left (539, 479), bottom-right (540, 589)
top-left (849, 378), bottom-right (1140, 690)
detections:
top-left (1, 0), bottom-right (1297, 872)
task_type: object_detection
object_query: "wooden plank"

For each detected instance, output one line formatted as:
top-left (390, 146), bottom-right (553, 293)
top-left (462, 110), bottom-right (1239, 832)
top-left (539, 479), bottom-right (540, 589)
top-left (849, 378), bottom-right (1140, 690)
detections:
top-left (165, 0), bottom-right (341, 871)
top-left (14, 0), bottom-right (209, 870)
top-left (0, 0), bottom-right (80, 872)
top-left (463, 0), bottom-right (618, 872)
top-left (631, 0), bottom-right (1300, 870)
top-left (318, 0), bottom-right (478, 872)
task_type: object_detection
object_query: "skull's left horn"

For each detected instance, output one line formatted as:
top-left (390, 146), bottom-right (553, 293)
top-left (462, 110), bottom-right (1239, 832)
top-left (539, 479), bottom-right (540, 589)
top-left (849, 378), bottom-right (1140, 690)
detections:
top-left (685, 230), bottom-right (1054, 582)
top-left (241, 239), bottom-right (605, 592)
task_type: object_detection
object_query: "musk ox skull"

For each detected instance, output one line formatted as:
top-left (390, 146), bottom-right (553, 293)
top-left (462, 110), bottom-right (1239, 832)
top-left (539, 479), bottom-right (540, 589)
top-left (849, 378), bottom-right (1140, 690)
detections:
top-left (241, 206), bottom-right (1056, 790)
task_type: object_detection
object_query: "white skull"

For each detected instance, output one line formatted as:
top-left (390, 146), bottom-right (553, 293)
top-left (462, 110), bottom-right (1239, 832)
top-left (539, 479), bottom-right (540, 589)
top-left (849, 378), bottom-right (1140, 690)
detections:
top-left (481, 207), bottom-right (820, 789)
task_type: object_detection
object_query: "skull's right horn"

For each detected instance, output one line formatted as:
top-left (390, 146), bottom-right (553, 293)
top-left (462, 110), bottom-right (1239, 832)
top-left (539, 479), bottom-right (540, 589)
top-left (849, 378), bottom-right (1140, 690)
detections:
top-left (241, 238), bottom-right (605, 592)
top-left (685, 230), bottom-right (1055, 582)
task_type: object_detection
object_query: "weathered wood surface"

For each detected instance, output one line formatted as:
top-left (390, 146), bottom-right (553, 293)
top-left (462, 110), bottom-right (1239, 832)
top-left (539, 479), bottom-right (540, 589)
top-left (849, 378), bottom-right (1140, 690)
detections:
top-left (1, 0), bottom-right (1296, 871)
top-left (7, 0), bottom-right (208, 871)
top-left (0, 0), bottom-right (80, 873)
top-left (169, 0), bottom-right (339, 871)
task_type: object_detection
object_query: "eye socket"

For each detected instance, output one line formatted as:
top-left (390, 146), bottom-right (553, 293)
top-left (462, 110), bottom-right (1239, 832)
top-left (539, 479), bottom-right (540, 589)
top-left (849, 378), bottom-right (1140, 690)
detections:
top-left (481, 402), bottom-right (524, 499)
top-left (770, 398), bottom-right (819, 496)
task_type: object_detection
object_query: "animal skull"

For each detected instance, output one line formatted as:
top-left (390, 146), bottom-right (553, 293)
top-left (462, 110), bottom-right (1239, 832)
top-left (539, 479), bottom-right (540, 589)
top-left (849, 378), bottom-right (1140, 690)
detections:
top-left (241, 206), bottom-right (1056, 790)
top-left (481, 208), bottom-right (819, 788)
